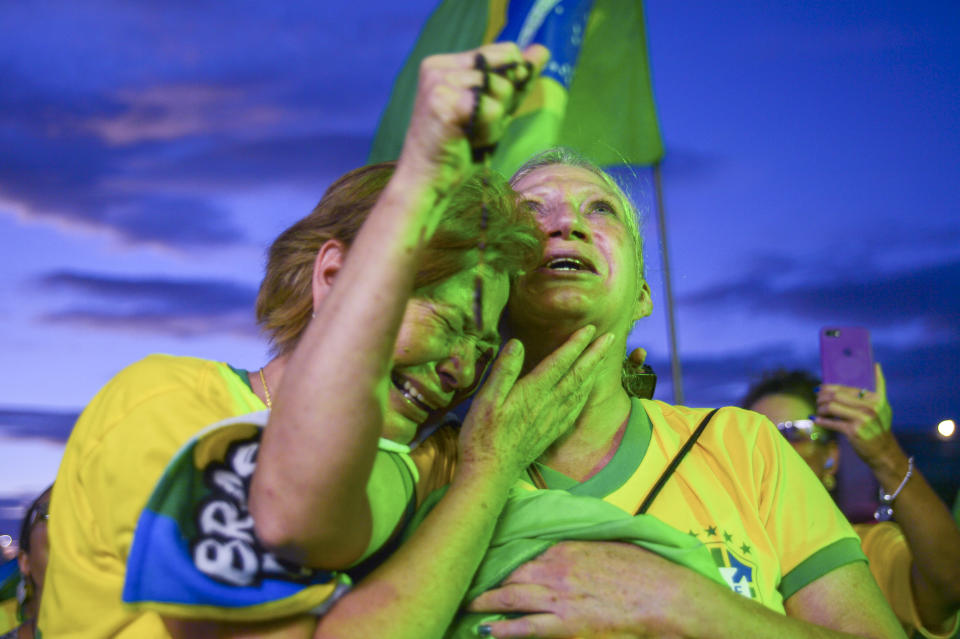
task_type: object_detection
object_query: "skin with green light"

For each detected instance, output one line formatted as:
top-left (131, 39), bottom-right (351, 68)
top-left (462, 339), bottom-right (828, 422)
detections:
top-left (163, 42), bottom-right (620, 639)
top-left (745, 366), bottom-right (960, 636)
top-left (459, 158), bottom-right (908, 639)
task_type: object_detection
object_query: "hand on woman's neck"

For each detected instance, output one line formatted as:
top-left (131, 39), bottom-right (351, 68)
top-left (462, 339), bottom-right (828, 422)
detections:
top-left (532, 344), bottom-right (634, 481)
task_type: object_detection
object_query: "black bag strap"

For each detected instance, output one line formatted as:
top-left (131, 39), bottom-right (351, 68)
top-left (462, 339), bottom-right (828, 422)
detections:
top-left (635, 408), bottom-right (720, 515)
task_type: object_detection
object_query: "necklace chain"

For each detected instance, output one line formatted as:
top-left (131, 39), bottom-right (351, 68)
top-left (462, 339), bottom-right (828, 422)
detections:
top-left (258, 367), bottom-right (272, 408)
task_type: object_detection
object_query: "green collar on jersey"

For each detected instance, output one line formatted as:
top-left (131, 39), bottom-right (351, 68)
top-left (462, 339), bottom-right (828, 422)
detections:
top-left (530, 398), bottom-right (652, 498)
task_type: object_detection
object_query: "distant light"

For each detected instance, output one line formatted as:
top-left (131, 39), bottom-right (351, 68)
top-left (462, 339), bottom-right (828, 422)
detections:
top-left (937, 419), bottom-right (956, 438)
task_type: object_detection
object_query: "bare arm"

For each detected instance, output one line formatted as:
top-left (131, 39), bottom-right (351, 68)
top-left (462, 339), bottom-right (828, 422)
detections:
top-left (468, 542), bottom-right (905, 639)
top-left (313, 327), bottom-right (615, 639)
top-left (817, 363), bottom-right (960, 633)
top-left (165, 325), bottom-right (613, 639)
top-left (249, 43), bottom-right (548, 568)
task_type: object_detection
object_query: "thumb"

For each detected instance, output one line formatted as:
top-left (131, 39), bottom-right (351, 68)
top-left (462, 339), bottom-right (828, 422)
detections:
top-left (875, 362), bottom-right (886, 400)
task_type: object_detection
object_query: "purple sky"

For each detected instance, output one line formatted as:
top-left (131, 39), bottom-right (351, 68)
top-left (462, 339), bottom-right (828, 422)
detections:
top-left (1, 1), bottom-right (958, 519)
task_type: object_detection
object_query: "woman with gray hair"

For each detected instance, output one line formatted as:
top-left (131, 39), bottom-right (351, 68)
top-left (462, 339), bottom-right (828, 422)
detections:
top-left (463, 147), bottom-right (907, 639)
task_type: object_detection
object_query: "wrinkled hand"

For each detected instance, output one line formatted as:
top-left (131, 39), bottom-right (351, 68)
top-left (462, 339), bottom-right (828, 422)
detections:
top-left (397, 42), bottom-right (549, 196)
top-left (459, 326), bottom-right (614, 479)
top-left (468, 541), bottom-right (690, 638)
top-left (815, 363), bottom-right (895, 465)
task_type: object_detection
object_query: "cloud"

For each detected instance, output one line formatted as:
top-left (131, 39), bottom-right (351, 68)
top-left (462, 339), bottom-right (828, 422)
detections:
top-left (0, 122), bottom-right (251, 247)
top-left (645, 338), bottom-right (960, 429)
top-left (0, 69), bottom-right (378, 247)
top-left (77, 84), bottom-right (287, 146)
top-left (679, 256), bottom-right (960, 338)
top-left (0, 409), bottom-right (77, 443)
top-left (137, 132), bottom-right (372, 188)
top-left (33, 271), bottom-right (259, 337)
top-left (0, 0), bottom-right (411, 250)
top-left (644, 341), bottom-right (807, 407)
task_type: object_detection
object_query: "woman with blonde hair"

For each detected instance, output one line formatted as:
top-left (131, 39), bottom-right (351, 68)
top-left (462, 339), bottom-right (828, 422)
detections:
top-left (41, 42), bottom-right (613, 638)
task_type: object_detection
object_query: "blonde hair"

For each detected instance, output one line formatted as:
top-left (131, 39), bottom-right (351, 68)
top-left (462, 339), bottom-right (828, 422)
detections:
top-left (256, 163), bottom-right (541, 354)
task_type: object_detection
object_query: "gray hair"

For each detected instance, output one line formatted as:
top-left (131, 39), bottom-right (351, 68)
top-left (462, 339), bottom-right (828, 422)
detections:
top-left (510, 147), bottom-right (645, 279)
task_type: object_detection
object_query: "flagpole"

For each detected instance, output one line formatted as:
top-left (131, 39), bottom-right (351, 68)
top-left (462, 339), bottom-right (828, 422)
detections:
top-left (653, 162), bottom-right (684, 404)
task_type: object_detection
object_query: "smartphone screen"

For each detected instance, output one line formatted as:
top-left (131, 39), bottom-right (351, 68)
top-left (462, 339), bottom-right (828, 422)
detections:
top-left (819, 327), bottom-right (875, 391)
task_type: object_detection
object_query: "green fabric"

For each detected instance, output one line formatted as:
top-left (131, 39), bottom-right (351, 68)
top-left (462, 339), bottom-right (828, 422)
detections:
top-left (779, 537), bottom-right (867, 601)
top-left (558, 0), bottom-right (663, 166)
top-left (368, 0), bottom-right (489, 164)
top-left (368, 0), bottom-right (663, 171)
top-left (227, 364), bottom-right (252, 392)
top-left (444, 488), bottom-right (725, 638)
top-left (530, 462), bottom-right (578, 490)
top-left (531, 399), bottom-right (652, 498)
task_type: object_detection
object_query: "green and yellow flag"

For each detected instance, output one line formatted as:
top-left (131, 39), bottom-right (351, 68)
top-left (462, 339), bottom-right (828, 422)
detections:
top-left (369, 0), bottom-right (664, 176)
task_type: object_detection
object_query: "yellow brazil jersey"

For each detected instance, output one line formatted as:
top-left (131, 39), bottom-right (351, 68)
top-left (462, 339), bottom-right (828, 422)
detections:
top-left (40, 355), bottom-right (266, 638)
top-left (520, 398), bottom-right (865, 613)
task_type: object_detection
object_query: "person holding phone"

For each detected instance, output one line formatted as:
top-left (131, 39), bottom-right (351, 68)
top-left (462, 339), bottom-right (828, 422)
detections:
top-left (742, 364), bottom-right (960, 639)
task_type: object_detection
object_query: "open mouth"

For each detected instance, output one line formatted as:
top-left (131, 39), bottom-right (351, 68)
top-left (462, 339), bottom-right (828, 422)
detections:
top-left (541, 255), bottom-right (597, 273)
top-left (391, 373), bottom-right (439, 414)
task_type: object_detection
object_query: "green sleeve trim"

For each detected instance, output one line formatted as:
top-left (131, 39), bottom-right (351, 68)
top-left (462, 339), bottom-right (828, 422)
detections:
top-left (227, 364), bottom-right (252, 392)
top-left (568, 398), bottom-right (652, 499)
top-left (535, 399), bottom-right (653, 497)
top-left (780, 537), bottom-right (867, 600)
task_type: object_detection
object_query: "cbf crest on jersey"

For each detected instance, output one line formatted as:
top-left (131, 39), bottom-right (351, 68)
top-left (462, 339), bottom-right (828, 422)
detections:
top-left (710, 544), bottom-right (758, 600)
top-left (693, 525), bottom-right (760, 602)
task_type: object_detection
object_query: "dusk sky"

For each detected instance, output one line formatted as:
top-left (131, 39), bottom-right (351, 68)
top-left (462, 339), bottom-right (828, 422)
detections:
top-left (2, 1), bottom-right (958, 528)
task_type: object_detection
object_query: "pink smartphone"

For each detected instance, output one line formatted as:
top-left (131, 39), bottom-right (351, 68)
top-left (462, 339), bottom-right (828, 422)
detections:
top-left (819, 326), bottom-right (875, 391)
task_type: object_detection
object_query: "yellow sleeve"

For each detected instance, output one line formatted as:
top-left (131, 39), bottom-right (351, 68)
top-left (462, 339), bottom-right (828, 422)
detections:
top-left (856, 522), bottom-right (960, 639)
top-left (82, 357), bottom-right (261, 561)
top-left (743, 410), bottom-right (865, 599)
top-left (41, 355), bottom-right (263, 637)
